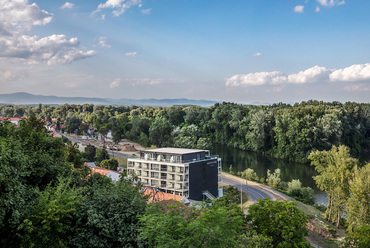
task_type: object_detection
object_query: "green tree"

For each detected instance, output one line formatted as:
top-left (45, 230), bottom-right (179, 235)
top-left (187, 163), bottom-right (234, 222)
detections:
top-left (149, 117), bottom-right (173, 147)
top-left (65, 116), bottom-right (82, 134)
top-left (287, 179), bottom-right (314, 205)
top-left (139, 200), bottom-right (245, 248)
top-left (84, 144), bottom-right (96, 162)
top-left (18, 178), bottom-right (81, 248)
top-left (65, 140), bottom-right (84, 168)
top-left (309, 145), bottom-right (357, 227)
top-left (0, 117), bottom-right (71, 247)
top-left (343, 225), bottom-right (370, 248)
top-left (266, 168), bottom-right (281, 189)
top-left (246, 198), bottom-right (309, 248)
top-left (345, 163), bottom-right (370, 232)
top-left (69, 182), bottom-right (147, 248)
top-left (241, 168), bottom-right (259, 182)
top-left (196, 137), bottom-right (212, 150)
top-left (100, 158), bottom-right (119, 171)
top-left (95, 146), bottom-right (110, 165)
top-left (237, 231), bottom-right (273, 248)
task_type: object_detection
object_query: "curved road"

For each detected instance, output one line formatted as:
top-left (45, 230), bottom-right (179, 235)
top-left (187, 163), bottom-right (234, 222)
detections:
top-left (222, 174), bottom-right (276, 202)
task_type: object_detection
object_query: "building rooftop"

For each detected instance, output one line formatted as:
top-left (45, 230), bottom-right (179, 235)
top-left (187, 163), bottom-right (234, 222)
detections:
top-left (143, 147), bottom-right (207, 155)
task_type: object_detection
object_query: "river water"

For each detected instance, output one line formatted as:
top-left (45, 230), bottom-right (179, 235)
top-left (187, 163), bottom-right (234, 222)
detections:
top-left (212, 144), bottom-right (328, 205)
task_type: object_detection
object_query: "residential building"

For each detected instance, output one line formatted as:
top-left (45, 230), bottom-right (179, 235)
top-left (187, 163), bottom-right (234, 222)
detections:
top-left (127, 147), bottom-right (222, 201)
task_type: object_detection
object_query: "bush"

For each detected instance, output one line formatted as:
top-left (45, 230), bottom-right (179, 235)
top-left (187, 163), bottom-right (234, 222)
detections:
top-left (266, 169), bottom-right (281, 189)
top-left (314, 204), bottom-right (327, 212)
top-left (241, 168), bottom-right (259, 182)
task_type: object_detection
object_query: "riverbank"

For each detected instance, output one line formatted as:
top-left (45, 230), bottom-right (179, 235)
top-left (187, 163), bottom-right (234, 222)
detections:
top-left (222, 172), bottom-right (344, 248)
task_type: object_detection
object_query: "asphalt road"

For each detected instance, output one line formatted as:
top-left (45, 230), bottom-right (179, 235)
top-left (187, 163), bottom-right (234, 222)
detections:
top-left (222, 176), bottom-right (276, 202)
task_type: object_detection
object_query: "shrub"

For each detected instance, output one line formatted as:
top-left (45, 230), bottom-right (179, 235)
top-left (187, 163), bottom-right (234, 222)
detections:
top-left (241, 168), bottom-right (259, 182)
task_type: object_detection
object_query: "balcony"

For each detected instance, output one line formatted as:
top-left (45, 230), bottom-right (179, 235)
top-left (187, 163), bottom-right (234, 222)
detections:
top-left (151, 174), bottom-right (159, 179)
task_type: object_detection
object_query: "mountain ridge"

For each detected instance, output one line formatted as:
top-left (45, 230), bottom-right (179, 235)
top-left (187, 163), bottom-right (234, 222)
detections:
top-left (0, 92), bottom-right (219, 107)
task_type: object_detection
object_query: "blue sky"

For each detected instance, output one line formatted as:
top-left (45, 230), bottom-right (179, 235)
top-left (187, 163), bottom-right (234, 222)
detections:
top-left (0, 0), bottom-right (369, 104)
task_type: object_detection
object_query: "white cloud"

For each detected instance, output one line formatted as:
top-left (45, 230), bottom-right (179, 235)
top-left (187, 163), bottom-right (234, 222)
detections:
top-left (316, 0), bottom-right (345, 7)
top-left (226, 71), bottom-right (284, 86)
top-left (98, 37), bottom-right (111, 48)
top-left (226, 63), bottom-right (370, 87)
top-left (125, 51), bottom-right (137, 57)
top-left (133, 78), bottom-right (162, 86)
top-left (0, 0), bottom-right (53, 33)
top-left (252, 52), bottom-right (262, 57)
top-left (329, 63), bottom-right (370, 82)
top-left (0, 0), bottom-right (95, 64)
top-left (61, 2), bottom-right (74, 9)
top-left (123, 78), bottom-right (163, 86)
top-left (141, 8), bottom-right (151, 14)
top-left (110, 78), bottom-right (120, 88)
top-left (294, 5), bottom-right (304, 13)
top-left (95, 0), bottom-right (142, 16)
top-left (315, 6), bottom-right (321, 12)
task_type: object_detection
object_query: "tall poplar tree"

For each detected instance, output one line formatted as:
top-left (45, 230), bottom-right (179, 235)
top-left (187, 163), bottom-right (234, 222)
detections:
top-left (309, 145), bottom-right (358, 227)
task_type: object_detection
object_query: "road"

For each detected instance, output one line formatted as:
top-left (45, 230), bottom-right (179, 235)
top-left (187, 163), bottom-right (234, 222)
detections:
top-left (222, 175), bottom-right (276, 202)
top-left (64, 135), bottom-right (130, 158)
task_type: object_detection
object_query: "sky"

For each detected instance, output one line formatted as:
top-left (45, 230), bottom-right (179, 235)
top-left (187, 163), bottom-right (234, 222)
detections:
top-left (0, 0), bottom-right (370, 104)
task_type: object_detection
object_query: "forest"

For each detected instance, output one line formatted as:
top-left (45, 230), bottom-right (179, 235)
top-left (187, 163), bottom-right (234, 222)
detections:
top-left (1, 100), bottom-right (369, 163)
top-left (0, 117), bottom-right (313, 247)
top-left (1, 101), bottom-right (370, 247)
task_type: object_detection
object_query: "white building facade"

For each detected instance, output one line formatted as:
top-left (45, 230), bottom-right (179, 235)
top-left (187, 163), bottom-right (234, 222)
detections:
top-left (127, 148), bottom-right (222, 201)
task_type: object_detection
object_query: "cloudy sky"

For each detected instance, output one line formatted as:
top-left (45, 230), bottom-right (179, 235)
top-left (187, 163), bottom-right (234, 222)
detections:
top-left (0, 0), bottom-right (369, 104)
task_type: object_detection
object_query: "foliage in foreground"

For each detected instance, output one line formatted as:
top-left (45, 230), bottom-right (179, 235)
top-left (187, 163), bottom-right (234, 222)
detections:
top-left (0, 118), bottom-right (147, 247)
top-left (246, 198), bottom-right (310, 248)
top-left (139, 200), bottom-right (245, 248)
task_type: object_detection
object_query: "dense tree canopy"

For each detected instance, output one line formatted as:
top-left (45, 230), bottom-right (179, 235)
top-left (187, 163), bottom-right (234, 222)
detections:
top-left (139, 200), bottom-right (245, 248)
top-left (246, 198), bottom-right (309, 248)
top-left (3, 100), bottom-right (369, 163)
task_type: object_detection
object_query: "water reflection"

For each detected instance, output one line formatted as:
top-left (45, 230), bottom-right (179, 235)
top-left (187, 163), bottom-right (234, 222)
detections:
top-left (212, 144), bottom-right (328, 204)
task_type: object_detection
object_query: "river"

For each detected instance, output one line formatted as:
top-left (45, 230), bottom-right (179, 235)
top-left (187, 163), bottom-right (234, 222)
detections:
top-left (212, 144), bottom-right (328, 205)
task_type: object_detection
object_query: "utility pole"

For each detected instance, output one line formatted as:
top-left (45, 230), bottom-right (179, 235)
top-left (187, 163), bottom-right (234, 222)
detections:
top-left (316, 210), bottom-right (320, 248)
top-left (246, 170), bottom-right (248, 197)
top-left (240, 181), bottom-right (243, 211)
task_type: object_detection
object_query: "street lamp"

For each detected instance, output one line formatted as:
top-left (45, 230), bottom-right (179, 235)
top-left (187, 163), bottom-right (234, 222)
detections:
top-left (240, 181), bottom-right (243, 211)
top-left (316, 210), bottom-right (320, 248)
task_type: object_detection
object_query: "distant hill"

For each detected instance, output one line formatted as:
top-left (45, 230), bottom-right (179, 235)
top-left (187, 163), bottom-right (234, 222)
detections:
top-left (0, 92), bottom-right (218, 107)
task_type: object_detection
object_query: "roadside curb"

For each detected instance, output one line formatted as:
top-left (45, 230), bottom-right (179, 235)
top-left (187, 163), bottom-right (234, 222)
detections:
top-left (221, 172), bottom-right (290, 201)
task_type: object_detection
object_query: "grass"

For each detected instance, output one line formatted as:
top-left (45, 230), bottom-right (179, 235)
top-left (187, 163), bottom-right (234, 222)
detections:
top-left (110, 155), bottom-right (127, 167)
